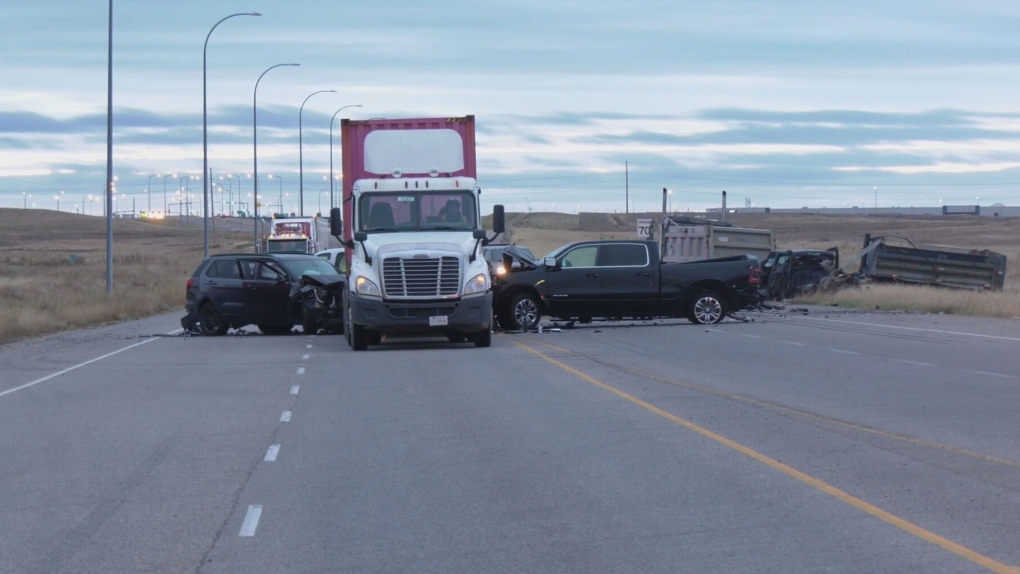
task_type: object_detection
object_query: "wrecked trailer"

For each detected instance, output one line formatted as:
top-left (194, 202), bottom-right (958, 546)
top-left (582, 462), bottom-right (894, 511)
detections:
top-left (859, 234), bottom-right (1006, 291)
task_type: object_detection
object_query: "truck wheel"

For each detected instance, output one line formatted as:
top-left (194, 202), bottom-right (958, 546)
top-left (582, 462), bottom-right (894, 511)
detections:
top-left (198, 303), bottom-right (228, 336)
top-left (505, 293), bottom-right (541, 331)
top-left (471, 328), bottom-right (492, 348)
top-left (350, 322), bottom-right (369, 350)
top-left (688, 291), bottom-right (727, 324)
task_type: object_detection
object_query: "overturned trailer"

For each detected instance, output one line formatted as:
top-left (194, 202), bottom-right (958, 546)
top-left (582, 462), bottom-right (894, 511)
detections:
top-left (859, 234), bottom-right (1006, 291)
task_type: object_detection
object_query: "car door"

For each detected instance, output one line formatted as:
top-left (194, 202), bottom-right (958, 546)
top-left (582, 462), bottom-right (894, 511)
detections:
top-left (595, 243), bottom-right (659, 317)
top-left (242, 259), bottom-right (293, 325)
top-left (202, 258), bottom-right (246, 322)
top-left (544, 245), bottom-right (600, 317)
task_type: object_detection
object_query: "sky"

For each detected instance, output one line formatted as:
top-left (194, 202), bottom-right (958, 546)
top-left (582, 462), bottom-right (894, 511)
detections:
top-left (2, 0), bottom-right (1020, 216)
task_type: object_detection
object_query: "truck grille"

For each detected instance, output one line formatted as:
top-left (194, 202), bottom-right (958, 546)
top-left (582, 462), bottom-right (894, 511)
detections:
top-left (382, 256), bottom-right (461, 298)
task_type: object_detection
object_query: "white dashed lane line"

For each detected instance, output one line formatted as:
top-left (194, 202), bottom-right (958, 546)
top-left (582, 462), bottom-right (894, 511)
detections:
top-left (302, 355), bottom-right (310, 360)
top-left (290, 385), bottom-right (300, 395)
top-left (829, 348), bottom-right (861, 355)
top-left (264, 444), bottom-right (280, 462)
top-left (239, 505), bottom-right (262, 537)
top-left (280, 411), bottom-right (292, 422)
top-left (782, 341), bottom-right (807, 346)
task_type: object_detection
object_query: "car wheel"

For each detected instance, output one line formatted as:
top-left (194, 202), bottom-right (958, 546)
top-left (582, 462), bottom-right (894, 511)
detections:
top-left (505, 293), bottom-right (541, 331)
top-left (471, 328), bottom-right (492, 348)
top-left (198, 302), bottom-right (228, 336)
top-left (688, 291), bottom-right (726, 324)
top-left (301, 306), bottom-right (320, 334)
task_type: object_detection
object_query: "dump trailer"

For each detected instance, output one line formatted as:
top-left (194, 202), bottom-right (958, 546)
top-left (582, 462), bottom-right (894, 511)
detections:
top-left (859, 234), bottom-right (1007, 291)
top-left (660, 217), bottom-right (774, 263)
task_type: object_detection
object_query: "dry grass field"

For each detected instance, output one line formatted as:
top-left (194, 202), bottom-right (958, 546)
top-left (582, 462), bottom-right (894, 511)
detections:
top-left (2, 207), bottom-right (1018, 346)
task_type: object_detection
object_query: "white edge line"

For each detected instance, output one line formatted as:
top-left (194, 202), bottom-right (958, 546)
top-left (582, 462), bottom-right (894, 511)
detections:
top-left (239, 504), bottom-right (262, 537)
top-left (794, 316), bottom-right (1020, 342)
top-left (0, 330), bottom-right (177, 399)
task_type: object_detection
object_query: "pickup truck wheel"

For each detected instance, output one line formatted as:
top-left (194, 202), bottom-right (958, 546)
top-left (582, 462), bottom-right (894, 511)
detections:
top-left (505, 293), bottom-right (541, 331)
top-left (198, 302), bottom-right (228, 336)
top-left (688, 291), bottom-right (727, 324)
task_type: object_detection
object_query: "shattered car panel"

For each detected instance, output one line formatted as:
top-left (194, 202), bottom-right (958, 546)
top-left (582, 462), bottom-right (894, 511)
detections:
top-left (761, 248), bottom-right (839, 300)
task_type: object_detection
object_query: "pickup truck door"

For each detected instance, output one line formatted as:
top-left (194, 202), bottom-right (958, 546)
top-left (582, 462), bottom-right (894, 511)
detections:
top-left (546, 245), bottom-right (601, 317)
top-left (595, 243), bottom-right (659, 316)
top-left (242, 260), bottom-right (293, 325)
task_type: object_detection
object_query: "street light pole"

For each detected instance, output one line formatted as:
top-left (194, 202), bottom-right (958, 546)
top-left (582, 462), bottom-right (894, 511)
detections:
top-left (254, 63), bottom-right (300, 251)
top-left (147, 174), bottom-right (159, 214)
top-left (203, 11), bottom-right (260, 258)
top-left (329, 104), bottom-right (362, 211)
top-left (162, 173), bottom-right (176, 216)
top-left (298, 89), bottom-right (336, 217)
top-left (269, 175), bottom-right (284, 215)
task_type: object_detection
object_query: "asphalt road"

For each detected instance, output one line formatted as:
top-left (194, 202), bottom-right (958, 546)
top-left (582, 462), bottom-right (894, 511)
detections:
top-left (1, 307), bottom-right (1018, 573)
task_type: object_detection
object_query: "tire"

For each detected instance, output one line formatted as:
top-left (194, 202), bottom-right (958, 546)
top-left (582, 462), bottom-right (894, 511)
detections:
top-left (350, 322), bottom-right (368, 350)
top-left (258, 324), bottom-right (293, 335)
top-left (301, 306), bottom-right (320, 335)
top-left (471, 328), bottom-right (492, 348)
top-left (687, 291), bottom-right (727, 325)
top-left (198, 302), bottom-right (228, 336)
top-left (504, 292), bottom-right (541, 331)
top-left (447, 333), bottom-right (467, 344)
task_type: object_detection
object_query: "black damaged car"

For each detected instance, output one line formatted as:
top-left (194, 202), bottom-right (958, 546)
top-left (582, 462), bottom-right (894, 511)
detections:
top-left (181, 253), bottom-right (345, 336)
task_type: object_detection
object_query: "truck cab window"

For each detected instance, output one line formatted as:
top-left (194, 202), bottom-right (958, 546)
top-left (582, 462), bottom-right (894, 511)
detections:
top-left (597, 244), bottom-right (648, 267)
top-left (561, 246), bottom-right (597, 268)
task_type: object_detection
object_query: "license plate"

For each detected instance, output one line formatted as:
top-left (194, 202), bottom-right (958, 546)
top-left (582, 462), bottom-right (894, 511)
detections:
top-left (429, 315), bottom-right (448, 327)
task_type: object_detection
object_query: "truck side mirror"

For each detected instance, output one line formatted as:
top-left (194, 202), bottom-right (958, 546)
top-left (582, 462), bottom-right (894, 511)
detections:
top-left (492, 205), bottom-right (505, 234)
top-left (543, 256), bottom-right (559, 269)
top-left (329, 208), bottom-right (342, 236)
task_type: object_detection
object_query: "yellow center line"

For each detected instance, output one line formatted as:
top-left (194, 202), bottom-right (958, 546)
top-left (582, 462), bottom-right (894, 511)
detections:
top-left (513, 340), bottom-right (1020, 574)
top-left (533, 339), bottom-right (1020, 469)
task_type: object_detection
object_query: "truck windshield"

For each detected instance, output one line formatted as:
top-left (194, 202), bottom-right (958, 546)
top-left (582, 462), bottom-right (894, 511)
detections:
top-left (359, 192), bottom-right (477, 232)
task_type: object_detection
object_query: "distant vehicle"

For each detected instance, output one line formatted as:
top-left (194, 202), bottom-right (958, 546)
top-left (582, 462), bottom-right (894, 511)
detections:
top-left (482, 244), bottom-right (535, 277)
top-left (492, 239), bottom-right (762, 330)
top-left (262, 216), bottom-right (319, 254)
top-left (314, 247), bottom-right (347, 272)
top-left (181, 253), bottom-right (344, 336)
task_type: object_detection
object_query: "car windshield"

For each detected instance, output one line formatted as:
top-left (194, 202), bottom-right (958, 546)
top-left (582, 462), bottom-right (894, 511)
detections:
top-left (280, 258), bottom-right (341, 278)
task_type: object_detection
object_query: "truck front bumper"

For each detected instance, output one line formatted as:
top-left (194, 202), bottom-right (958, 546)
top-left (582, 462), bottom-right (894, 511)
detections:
top-left (348, 292), bottom-right (492, 333)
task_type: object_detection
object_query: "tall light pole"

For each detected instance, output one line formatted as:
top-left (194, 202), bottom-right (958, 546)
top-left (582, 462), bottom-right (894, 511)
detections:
top-left (269, 174), bottom-right (284, 215)
top-left (203, 12), bottom-right (260, 258)
top-left (254, 63), bottom-right (300, 251)
top-left (22, 191), bottom-right (30, 209)
top-left (298, 89), bottom-right (336, 217)
top-left (329, 104), bottom-right (362, 211)
top-left (162, 173), bottom-right (176, 216)
top-left (147, 174), bottom-right (159, 214)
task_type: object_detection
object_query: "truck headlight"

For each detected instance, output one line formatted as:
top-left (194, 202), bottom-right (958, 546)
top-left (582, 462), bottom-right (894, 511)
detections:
top-left (463, 273), bottom-right (489, 296)
top-left (355, 276), bottom-right (380, 297)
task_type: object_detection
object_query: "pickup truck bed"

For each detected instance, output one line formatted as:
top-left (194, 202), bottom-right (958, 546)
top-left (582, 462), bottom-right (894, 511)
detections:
top-left (492, 240), bottom-right (761, 330)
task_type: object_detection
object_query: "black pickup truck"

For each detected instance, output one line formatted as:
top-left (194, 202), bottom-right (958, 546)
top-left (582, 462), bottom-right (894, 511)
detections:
top-left (492, 240), bottom-right (762, 330)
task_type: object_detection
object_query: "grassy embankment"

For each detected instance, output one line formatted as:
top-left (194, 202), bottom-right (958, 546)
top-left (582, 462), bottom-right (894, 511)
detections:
top-left (0, 209), bottom-right (251, 345)
top-left (2, 209), bottom-right (1018, 347)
